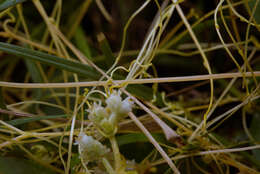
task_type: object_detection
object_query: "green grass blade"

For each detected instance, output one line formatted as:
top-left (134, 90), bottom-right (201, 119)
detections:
top-left (0, 156), bottom-right (56, 174)
top-left (25, 60), bottom-right (43, 84)
top-left (116, 133), bottom-right (167, 146)
top-left (0, 0), bottom-right (27, 11)
top-left (98, 33), bottom-right (115, 68)
top-left (0, 87), bottom-right (6, 109)
top-left (248, 0), bottom-right (260, 23)
top-left (25, 60), bottom-right (43, 99)
top-left (250, 113), bottom-right (260, 162)
top-left (0, 42), bottom-right (101, 79)
top-left (74, 27), bottom-right (93, 60)
top-left (6, 114), bottom-right (67, 126)
top-left (0, 88), bottom-right (8, 119)
top-left (0, 42), bottom-right (162, 102)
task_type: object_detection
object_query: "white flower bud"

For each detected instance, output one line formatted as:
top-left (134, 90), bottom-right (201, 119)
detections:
top-left (87, 90), bottom-right (134, 137)
top-left (106, 91), bottom-right (122, 112)
top-left (118, 97), bottom-right (133, 116)
top-left (106, 91), bottom-right (133, 117)
top-left (100, 117), bottom-right (116, 136)
top-left (77, 132), bottom-right (109, 162)
top-left (88, 103), bottom-right (108, 124)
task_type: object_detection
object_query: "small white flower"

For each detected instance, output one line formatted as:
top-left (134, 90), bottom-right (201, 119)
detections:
top-left (105, 91), bottom-right (122, 112)
top-left (77, 132), bottom-right (109, 162)
top-left (106, 91), bottom-right (133, 117)
top-left (87, 90), bottom-right (134, 137)
top-left (88, 103), bottom-right (108, 124)
top-left (100, 117), bottom-right (116, 136)
top-left (118, 97), bottom-right (134, 116)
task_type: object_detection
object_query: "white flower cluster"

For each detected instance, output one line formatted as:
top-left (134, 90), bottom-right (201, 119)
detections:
top-left (76, 132), bottom-right (109, 163)
top-left (88, 90), bottom-right (134, 137)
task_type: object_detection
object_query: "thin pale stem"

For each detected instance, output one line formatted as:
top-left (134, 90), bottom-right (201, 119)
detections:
top-left (128, 112), bottom-right (180, 174)
top-left (151, 144), bottom-right (260, 166)
top-left (102, 158), bottom-right (116, 174)
top-left (0, 71), bottom-right (259, 88)
top-left (109, 136), bottom-right (121, 172)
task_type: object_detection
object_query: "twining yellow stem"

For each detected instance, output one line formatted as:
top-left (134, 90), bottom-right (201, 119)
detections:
top-left (188, 49), bottom-right (256, 142)
top-left (151, 144), bottom-right (260, 166)
top-left (175, 4), bottom-right (214, 133)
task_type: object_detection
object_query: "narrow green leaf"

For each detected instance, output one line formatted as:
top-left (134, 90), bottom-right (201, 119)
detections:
top-left (0, 42), bottom-right (162, 102)
top-left (0, 87), bottom-right (8, 119)
top-left (74, 27), bottom-right (92, 60)
top-left (116, 133), bottom-right (167, 146)
top-left (97, 33), bottom-right (115, 68)
top-left (25, 60), bottom-right (43, 84)
top-left (250, 113), bottom-right (260, 161)
top-left (0, 87), bottom-right (6, 109)
top-left (0, 42), bottom-right (101, 80)
top-left (240, 151), bottom-right (260, 170)
top-left (6, 114), bottom-right (67, 126)
top-left (163, 18), bottom-right (222, 49)
top-left (0, 156), bottom-right (55, 174)
top-left (212, 132), bottom-right (260, 169)
top-left (25, 60), bottom-right (43, 99)
top-left (248, 0), bottom-right (260, 24)
top-left (0, 0), bottom-right (27, 11)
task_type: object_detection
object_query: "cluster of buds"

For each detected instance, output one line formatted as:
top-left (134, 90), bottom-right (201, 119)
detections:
top-left (88, 90), bottom-right (134, 137)
top-left (76, 132), bottom-right (109, 163)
